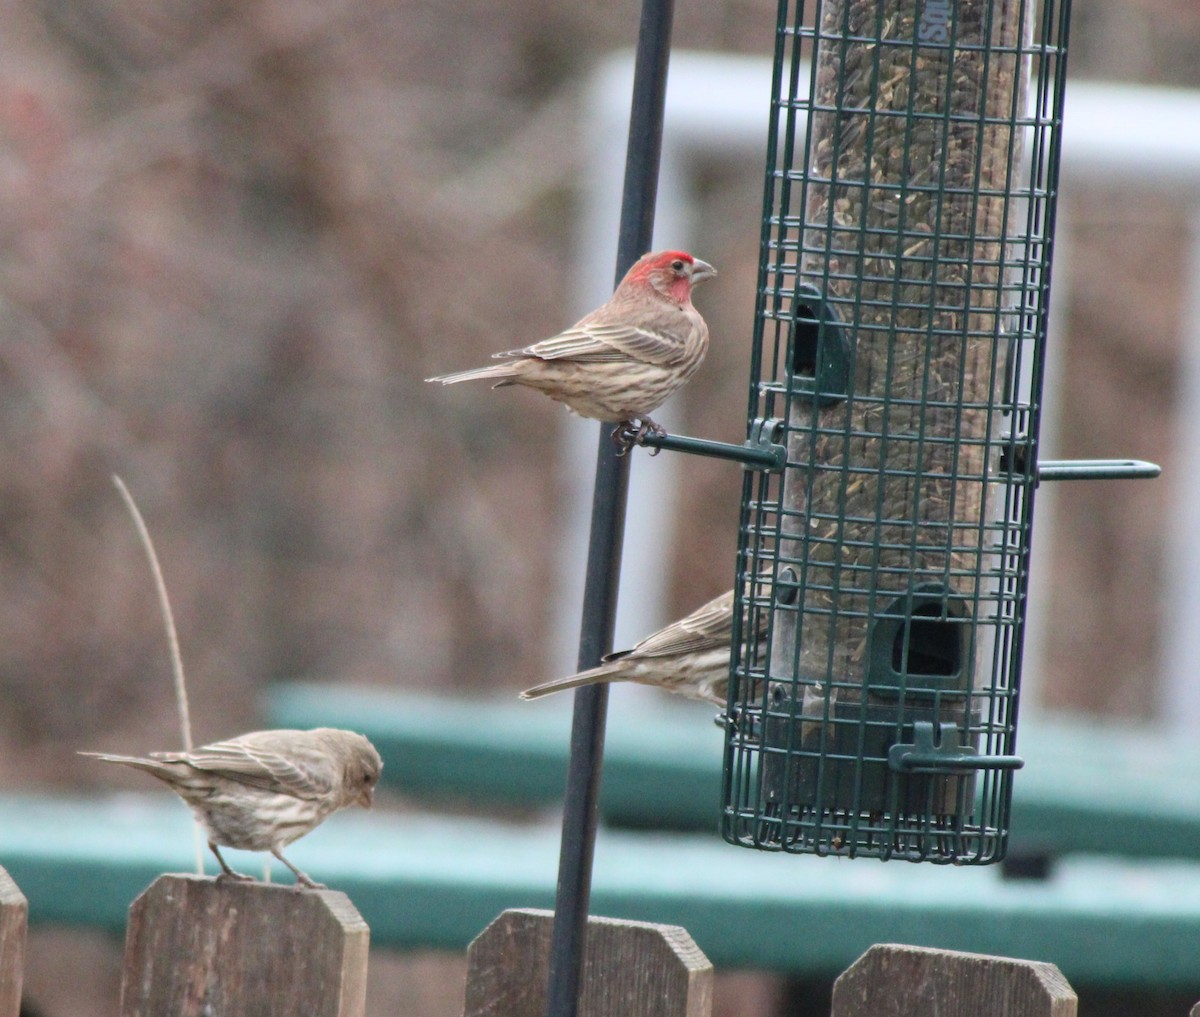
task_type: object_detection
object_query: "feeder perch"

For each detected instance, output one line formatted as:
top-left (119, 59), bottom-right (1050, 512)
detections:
top-left (721, 0), bottom-right (1158, 863)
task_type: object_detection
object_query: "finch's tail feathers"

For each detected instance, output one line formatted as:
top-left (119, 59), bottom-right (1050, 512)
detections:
top-left (519, 662), bottom-right (625, 701)
top-left (78, 750), bottom-right (174, 780)
top-left (425, 364), bottom-right (520, 387)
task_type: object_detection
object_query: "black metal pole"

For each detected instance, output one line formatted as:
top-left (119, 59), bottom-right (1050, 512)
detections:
top-left (543, 2), bottom-right (676, 1015)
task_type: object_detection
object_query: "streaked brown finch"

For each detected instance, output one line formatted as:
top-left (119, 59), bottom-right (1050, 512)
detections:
top-left (427, 249), bottom-right (716, 446)
top-left (81, 727), bottom-right (382, 889)
top-left (521, 588), bottom-right (748, 707)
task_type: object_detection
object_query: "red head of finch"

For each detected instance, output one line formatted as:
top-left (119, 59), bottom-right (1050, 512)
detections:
top-left (426, 249), bottom-right (716, 432)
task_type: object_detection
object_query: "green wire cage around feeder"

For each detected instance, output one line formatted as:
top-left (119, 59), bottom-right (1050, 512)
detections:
top-left (721, 0), bottom-right (1126, 864)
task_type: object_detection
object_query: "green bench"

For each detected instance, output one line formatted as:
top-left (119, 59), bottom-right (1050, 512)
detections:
top-left (5, 794), bottom-right (1200, 987)
top-left (268, 682), bottom-right (1200, 860)
top-left (4, 683), bottom-right (1198, 989)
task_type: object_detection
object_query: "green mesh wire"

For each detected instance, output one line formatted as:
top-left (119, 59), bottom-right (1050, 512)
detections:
top-left (722, 0), bottom-right (1070, 863)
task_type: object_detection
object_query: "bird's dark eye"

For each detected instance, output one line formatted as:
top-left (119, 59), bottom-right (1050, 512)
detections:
top-left (671, 259), bottom-right (685, 272)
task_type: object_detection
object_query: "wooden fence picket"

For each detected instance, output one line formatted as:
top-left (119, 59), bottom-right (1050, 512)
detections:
top-left (464, 908), bottom-right (712, 1017)
top-left (119, 874), bottom-right (368, 1017)
top-left (0, 867), bottom-right (26, 1017)
top-left (831, 943), bottom-right (1077, 1017)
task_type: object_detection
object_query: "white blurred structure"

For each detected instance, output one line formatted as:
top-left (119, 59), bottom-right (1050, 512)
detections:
top-left (554, 52), bottom-right (773, 677)
top-left (558, 51), bottom-right (1200, 732)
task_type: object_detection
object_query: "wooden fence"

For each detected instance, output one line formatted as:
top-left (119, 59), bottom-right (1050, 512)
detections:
top-left (0, 862), bottom-right (1196, 1016)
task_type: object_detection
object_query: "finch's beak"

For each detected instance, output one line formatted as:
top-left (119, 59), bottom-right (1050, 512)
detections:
top-left (357, 786), bottom-right (375, 809)
top-left (690, 259), bottom-right (717, 284)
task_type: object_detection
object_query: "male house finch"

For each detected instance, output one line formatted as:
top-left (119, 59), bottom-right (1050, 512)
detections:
top-left (521, 588), bottom-right (755, 706)
top-left (426, 250), bottom-right (716, 445)
top-left (81, 728), bottom-right (382, 889)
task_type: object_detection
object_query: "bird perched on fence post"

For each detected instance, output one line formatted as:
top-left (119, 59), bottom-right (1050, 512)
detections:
top-left (81, 728), bottom-right (382, 890)
top-left (426, 249), bottom-right (716, 450)
top-left (521, 588), bottom-right (758, 706)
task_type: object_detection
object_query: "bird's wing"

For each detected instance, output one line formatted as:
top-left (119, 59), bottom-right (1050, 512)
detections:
top-left (495, 323), bottom-right (682, 365)
top-left (159, 736), bottom-right (334, 799)
top-left (615, 590), bottom-right (737, 660)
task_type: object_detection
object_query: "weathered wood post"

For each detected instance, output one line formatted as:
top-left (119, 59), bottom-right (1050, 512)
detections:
top-left (0, 867), bottom-right (26, 1017)
top-left (120, 874), bottom-right (368, 1017)
top-left (831, 943), bottom-right (1077, 1017)
top-left (464, 908), bottom-right (712, 1017)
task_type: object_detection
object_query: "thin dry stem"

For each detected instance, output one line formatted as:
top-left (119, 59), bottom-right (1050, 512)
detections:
top-left (112, 474), bottom-right (205, 875)
top-left (112, 476), bottom-right (193, 751)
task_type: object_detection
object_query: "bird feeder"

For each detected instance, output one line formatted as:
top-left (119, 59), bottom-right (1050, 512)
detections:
top-left (720, 0), bottom-right (1157, 862)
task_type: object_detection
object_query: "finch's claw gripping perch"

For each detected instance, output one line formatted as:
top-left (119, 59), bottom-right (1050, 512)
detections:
top-left (611, 423), bottom-right (637, 456)
top-left (611, 418), bottom-right (668, 457)
top-left (718, 704), bottom-right (766, 740)
top-left (211, 843), bottom-right (254, 882)
top-left (295, 877), bottom-right (327, 892)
